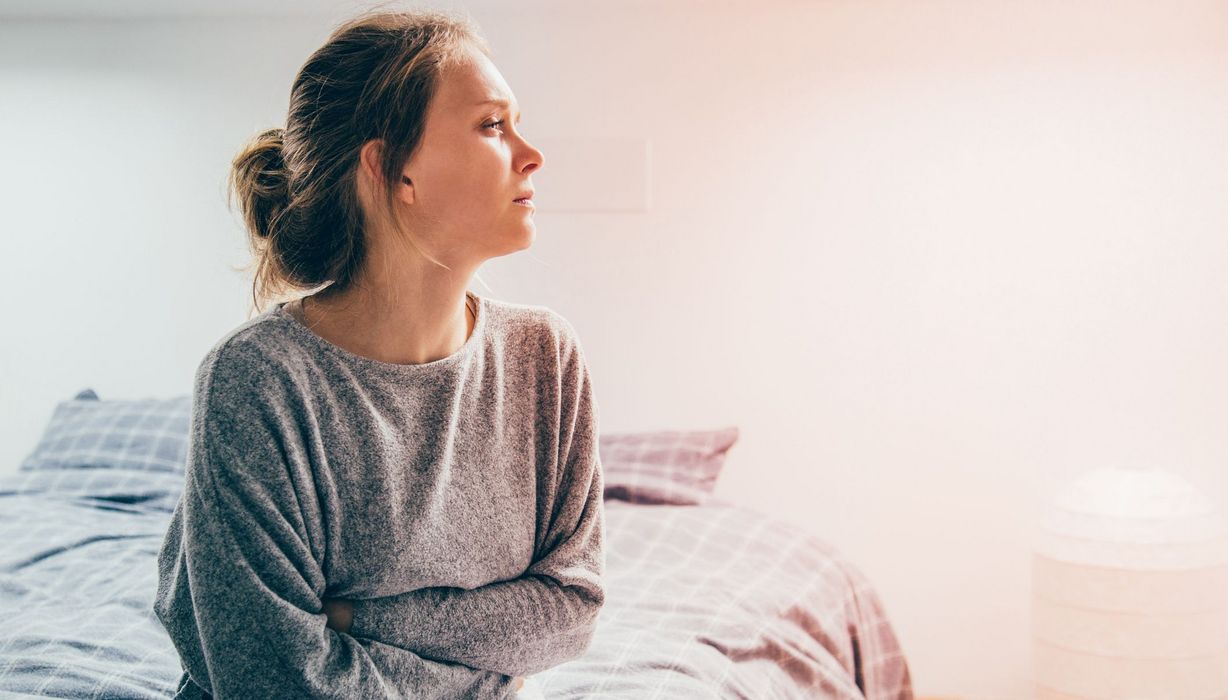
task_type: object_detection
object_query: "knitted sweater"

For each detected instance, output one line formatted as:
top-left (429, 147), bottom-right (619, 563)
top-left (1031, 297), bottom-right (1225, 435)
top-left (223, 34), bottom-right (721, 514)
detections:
top-left (153, 292), bottom-right (605, 699)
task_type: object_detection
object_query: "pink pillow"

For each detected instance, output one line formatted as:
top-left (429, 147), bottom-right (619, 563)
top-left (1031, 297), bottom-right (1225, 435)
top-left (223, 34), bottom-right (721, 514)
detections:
top-left (598, 426), bottom-right (738, 505)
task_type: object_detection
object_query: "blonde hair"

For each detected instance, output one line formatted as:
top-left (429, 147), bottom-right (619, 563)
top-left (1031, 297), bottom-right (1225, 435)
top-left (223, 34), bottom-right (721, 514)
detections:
top-left (227, 7), bottom-right (492, 317)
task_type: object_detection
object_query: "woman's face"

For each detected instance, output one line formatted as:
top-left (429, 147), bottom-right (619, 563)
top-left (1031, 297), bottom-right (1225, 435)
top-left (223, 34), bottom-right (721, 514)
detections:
top-left (392, 47), bottom-right (544, 266)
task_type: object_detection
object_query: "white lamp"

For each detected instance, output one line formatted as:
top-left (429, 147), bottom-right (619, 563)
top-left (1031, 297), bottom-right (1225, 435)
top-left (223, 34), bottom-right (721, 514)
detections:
top-left (1032, 466), bottom-right (1228, 699)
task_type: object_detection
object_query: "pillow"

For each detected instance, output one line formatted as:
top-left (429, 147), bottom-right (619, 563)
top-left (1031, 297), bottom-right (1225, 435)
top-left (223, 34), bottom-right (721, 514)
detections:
top-left (598, 426), bottom-right (738, 505)
top-left (20, 388), bottom-right (192, 474)
top-left (21, 389), bottom-right (739, 506)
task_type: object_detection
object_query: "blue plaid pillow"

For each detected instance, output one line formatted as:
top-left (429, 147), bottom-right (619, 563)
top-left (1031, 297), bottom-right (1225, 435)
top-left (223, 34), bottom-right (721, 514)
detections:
top-left (20, 388), bottom-right (192, 474)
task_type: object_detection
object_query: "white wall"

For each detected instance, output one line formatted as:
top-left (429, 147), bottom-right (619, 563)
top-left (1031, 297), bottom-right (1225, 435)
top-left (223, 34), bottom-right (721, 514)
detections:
top-left (3, 1), bottom-right (1228, 697)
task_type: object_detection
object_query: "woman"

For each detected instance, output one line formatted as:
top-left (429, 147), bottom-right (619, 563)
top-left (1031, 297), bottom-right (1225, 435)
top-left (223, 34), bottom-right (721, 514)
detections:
top-left (153, 9), bottom-right (605, 699)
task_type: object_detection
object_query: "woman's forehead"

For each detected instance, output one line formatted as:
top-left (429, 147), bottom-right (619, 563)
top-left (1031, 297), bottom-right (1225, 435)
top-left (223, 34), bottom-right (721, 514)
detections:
top-left (440, 55), bottom-right (517, 114)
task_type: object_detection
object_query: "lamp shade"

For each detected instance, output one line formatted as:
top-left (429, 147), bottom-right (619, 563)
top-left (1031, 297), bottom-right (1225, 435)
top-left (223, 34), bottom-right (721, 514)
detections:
top-left (1032, 466), bottom-right (1228, 699)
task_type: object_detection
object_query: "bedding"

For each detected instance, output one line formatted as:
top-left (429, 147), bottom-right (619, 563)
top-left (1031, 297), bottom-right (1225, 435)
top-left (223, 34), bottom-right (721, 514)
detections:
top-left (0, 390), bottom-right (913, 698)
top-left (0, 466), bottom-right (912, 698)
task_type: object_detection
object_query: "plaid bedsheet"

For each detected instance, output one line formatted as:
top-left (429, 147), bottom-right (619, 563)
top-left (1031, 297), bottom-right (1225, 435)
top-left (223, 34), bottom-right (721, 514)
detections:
top-left (0, 467), bottom-right (912, 698)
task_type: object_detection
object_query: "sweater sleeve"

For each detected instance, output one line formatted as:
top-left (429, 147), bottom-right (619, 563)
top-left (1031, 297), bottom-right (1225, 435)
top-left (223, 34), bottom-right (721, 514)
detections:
top-left (153, 345), bottom-right (518, 700)
top-left (348, 318), bottom-right (607, 677)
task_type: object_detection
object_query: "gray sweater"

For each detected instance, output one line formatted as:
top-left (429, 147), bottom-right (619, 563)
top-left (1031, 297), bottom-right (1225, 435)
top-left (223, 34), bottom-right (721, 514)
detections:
top-left (153, 292), bottom-right (606, 699)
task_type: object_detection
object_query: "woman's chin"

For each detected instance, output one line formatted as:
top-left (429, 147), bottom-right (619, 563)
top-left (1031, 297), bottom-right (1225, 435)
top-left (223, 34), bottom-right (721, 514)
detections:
top-left (494, 226), bottom-right (534, 256)
top-left (517, 224), bottom-right (536, 247)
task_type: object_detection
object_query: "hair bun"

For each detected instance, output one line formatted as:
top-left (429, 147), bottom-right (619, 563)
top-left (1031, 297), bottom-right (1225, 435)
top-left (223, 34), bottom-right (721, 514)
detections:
top-left (256, 127), bottom-right (288, 170)
top-left (228, 127), bottom-right (292, 242)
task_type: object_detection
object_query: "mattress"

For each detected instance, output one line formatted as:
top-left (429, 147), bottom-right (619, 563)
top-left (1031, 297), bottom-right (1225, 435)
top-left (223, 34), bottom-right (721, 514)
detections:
top-left (0, 466), bottom-right (913, 698)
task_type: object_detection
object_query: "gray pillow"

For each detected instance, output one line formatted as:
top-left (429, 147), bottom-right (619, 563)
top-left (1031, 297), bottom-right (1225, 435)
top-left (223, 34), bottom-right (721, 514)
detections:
top-left (20, 388), bottom-right (191, 474)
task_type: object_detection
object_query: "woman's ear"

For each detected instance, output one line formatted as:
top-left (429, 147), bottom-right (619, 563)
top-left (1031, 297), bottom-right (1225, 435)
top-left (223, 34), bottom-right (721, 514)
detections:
top-left (359, 139), bottom-right (383, 181)
top-left (401, 175), bottom-right (414, 206)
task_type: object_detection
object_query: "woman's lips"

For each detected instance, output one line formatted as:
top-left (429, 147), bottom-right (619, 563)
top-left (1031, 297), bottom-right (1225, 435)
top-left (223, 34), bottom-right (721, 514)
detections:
top-left (513, 198), bottom-right (534, 208)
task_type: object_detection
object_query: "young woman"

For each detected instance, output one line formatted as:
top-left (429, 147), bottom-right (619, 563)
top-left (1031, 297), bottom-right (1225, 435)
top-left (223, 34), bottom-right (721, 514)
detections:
top-left (153, 9), bottom-right (605, 699)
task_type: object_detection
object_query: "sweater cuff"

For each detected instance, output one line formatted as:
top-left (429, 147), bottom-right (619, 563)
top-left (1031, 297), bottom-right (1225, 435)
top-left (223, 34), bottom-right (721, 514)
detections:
top-left (348, 591), bottom-right (434, 644)
top-left (348, 596), bottom-right (381, 641)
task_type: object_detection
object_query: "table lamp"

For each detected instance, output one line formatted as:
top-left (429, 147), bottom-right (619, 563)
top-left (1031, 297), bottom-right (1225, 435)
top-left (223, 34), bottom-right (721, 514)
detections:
top-left (1032, 466), bottom-right (1228, 698)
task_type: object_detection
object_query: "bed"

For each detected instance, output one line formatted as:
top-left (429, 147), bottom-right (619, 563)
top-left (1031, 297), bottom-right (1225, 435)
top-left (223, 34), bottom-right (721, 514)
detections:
top-left (0, 389), bottom-right (914, 699)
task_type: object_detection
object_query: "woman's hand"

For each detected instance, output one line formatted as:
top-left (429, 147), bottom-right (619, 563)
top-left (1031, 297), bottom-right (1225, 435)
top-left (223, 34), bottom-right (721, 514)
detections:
top-left (322, 598), bottom-right (353, 635)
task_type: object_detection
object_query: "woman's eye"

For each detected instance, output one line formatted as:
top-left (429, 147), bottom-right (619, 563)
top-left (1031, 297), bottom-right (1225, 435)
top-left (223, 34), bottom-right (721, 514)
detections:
top-left (483, 119), bottom-right (505, 132)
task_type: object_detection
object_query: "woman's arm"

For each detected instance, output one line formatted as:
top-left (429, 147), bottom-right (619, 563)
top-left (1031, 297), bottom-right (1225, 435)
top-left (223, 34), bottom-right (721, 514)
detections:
top-left (323, 601), bottom-right (524, 691)
top-left (154, 344), bottom-right (520, 699)
top-left (344, 322), bottom-right (607, 677)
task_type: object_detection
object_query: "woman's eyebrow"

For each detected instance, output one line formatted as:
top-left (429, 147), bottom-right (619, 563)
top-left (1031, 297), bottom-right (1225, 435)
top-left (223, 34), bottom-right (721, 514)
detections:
top-left (475, 98), bottom-right (521, 121)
